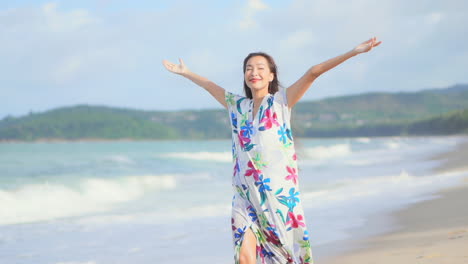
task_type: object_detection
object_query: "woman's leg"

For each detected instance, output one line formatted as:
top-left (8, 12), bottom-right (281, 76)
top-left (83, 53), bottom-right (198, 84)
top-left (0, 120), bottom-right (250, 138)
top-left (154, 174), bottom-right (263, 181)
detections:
top-left (239, 227), bottom-right (257, 264)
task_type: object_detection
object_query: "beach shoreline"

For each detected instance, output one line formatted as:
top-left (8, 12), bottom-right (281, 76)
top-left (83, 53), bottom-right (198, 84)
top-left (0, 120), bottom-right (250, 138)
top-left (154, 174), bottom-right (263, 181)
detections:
top-left (1, 134), bottom-right (465, 144)
top-left (320, 137), bottom-right (468, 264)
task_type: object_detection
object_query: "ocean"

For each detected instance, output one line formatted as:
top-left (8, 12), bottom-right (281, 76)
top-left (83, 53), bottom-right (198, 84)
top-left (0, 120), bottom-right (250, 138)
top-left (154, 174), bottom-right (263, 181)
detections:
top-left (1, 136), bottom-right (467, 263)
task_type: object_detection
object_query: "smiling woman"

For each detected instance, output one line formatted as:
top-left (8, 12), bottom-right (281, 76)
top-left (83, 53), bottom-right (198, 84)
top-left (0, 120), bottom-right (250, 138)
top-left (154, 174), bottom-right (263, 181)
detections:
top-left (243, 52), bottom-right (278, 100)
top-left (162, 37), bottom-right (381, 264)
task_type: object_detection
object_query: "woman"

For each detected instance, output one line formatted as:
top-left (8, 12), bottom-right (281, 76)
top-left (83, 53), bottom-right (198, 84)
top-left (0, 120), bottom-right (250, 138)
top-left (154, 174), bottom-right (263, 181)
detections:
top-left (163, 37), bottom-right (381, 264)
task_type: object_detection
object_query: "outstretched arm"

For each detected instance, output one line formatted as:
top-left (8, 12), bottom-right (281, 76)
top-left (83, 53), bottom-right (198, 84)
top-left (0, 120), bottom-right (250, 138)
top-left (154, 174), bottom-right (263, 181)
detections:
top-left (162, 59), bottom-right (227, 109)
top-left (286, 37), bottom-right (382, 108)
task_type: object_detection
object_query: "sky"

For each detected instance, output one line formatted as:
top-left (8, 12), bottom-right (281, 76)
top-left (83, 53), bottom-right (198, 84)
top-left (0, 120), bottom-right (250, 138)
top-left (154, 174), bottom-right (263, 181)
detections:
top-left (1, 0), bottom-right (467, 118)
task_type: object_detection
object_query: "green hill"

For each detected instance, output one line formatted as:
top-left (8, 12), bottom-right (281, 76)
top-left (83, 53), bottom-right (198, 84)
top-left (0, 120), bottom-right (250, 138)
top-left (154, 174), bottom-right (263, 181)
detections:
top-left (293, 84), bottom-right (468, 126)
top-left (298, 108), bottom-right (468, 138)
top-left (407, 108), bottom-right (468, 135)
top-left (1, 84), bottom-right (468, 141)
top-left (0, 106), bottom-right (179, 140)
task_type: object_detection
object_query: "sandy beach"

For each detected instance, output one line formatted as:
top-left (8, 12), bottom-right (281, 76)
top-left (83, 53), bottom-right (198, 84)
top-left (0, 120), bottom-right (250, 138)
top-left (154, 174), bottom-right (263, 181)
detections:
top-left (322, 137), bottom-right (468, 264)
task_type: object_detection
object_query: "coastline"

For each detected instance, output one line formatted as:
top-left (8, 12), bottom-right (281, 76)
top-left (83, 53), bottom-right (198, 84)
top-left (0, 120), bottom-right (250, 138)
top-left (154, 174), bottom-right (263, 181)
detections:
top-left (0, 137), bottom-right (233, 144)
top-left (321, 137), bottom-right (468, 264)
top-left (1, 134), bottom-right (466, 144)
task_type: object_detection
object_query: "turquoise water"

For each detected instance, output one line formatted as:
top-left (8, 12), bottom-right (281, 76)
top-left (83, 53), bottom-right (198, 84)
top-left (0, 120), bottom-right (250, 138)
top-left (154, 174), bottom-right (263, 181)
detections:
top-left (1, 136), bottom-right (467, 263)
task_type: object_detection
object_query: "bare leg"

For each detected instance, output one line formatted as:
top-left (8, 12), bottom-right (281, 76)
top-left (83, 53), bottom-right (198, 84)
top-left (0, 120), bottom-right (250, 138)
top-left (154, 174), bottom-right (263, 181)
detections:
top-left (239, 228), bottom-right (257, 264)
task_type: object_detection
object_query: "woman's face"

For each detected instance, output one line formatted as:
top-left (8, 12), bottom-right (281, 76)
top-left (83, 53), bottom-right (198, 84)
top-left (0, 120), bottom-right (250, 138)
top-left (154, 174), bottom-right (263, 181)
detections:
top-left (244, 56), bottom-right (274, 94)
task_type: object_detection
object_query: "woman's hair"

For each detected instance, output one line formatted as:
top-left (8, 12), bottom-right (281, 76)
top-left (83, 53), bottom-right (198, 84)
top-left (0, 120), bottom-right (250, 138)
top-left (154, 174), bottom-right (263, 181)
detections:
top-left (243, 52), bottom-right (280, 99)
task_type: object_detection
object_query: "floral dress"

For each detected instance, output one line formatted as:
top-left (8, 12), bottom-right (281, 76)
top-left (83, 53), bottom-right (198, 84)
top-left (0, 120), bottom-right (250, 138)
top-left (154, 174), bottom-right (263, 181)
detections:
top-left (225, 89), bottom-right (313, 264)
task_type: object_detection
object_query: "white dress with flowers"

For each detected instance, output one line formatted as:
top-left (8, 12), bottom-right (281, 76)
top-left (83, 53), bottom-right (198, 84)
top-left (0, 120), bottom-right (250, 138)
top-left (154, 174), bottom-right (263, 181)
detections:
top-left (225, 89), bottom-right (313, 264)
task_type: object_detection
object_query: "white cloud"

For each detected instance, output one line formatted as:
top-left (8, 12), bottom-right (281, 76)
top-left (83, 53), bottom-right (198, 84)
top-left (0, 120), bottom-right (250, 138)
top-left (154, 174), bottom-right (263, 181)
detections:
top-left (0, 0), bottom-right (467, 118)
top-left (56, 261), bottom-right (97, 264)
top-left (425, 12), bottom-right (444, 25)
top-left (279, 30), bottom-right (315, 51)
top-left (52, 55), bottom-right (84, 83)
top-left (239, 0), bottom-right (268, 30)
top-left (0, 2), bottom-right (139, 85)
top-left (41, 2), bottom-right (96, 32)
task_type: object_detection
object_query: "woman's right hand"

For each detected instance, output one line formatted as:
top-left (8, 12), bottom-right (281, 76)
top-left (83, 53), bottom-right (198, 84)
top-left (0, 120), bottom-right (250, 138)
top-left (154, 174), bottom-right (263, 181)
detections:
top-left (162, 58), bottom-right (227, 109)
top-left (162, 58), bottom-right (188, 75)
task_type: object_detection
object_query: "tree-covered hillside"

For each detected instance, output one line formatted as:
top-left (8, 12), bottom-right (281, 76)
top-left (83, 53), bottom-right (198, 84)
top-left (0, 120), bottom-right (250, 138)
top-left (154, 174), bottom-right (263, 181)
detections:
top-left (1, 84), bottom-right (467, 141)
top-left (293, 84), bottom-right (468, 127)
top-left (0, 105), bottom-right (179, 140)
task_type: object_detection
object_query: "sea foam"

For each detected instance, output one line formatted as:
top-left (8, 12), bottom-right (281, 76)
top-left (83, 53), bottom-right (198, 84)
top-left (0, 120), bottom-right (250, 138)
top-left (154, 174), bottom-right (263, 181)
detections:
top-left (0, 174), bottom-right (176, 225)
top-left (302, 168), bottom-right (468, 210)
top-left (160, 151), bottom-right (232, 162)
top-left (303, 143), bottom-right (352, 160)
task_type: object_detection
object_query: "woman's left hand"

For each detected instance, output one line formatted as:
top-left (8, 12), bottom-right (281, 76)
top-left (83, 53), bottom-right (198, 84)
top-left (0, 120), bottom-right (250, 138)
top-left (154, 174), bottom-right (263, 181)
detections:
top-left (353, 37), bottom-right (382, 54)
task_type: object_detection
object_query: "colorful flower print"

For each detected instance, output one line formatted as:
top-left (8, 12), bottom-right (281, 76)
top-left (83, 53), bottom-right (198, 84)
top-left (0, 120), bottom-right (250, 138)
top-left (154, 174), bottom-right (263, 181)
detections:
top-left (259, 109), bottom-right (280, 131)
top-left (285, 166), bottom-right (298, 184)
top-left (245, 161), bottom-right (262, 181)
top-left (286, 212), bottom-right (306, 230)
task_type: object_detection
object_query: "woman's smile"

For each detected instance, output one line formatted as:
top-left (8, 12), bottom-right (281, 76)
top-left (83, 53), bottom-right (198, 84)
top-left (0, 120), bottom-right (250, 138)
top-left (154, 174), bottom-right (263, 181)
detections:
top-left (244, 55), bottom-right (275, 93)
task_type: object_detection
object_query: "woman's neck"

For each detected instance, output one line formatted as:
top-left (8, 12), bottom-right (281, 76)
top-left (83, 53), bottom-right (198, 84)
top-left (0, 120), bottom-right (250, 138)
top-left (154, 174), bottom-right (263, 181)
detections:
top-left (251, 88), bottom-right (269, 101)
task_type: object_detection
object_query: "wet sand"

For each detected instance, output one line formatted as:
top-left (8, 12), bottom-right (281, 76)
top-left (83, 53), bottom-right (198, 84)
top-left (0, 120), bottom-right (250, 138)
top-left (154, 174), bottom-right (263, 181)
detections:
top-left (322, 137), bottom-right (468, 264)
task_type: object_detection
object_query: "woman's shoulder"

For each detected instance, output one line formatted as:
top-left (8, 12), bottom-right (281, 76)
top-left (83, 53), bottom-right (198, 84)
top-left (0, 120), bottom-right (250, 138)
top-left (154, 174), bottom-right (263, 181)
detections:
top-left (225, 90), bottom-right (245, 99)
top-left (225, 90), bottom-right (250, 113)
top-left (272, 88), bottom-right (288, 106)
top-left (225, 90), bottom-right (248, 103)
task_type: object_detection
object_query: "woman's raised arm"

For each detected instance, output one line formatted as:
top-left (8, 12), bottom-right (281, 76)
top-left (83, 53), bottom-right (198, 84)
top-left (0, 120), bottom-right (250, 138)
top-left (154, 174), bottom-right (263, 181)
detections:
top-left (286, 37), bottom-right (382, 108)
top-left (162, 58), bottom-right (227, 109)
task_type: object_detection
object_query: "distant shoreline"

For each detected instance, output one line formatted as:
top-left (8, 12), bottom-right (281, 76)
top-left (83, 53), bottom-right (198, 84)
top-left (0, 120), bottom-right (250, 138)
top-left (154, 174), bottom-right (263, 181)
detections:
top-left (1, 134), bottom-right (467, 144)
top-left (2, 84), bottom-right (467, 142)
top-left (0, 137), bottom-right (235, 143)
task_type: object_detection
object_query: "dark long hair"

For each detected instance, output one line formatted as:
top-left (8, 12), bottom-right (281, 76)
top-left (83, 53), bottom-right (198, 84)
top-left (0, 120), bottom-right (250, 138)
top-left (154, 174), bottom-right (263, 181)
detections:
top-left (243, 52), bottom-right (280, 99)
